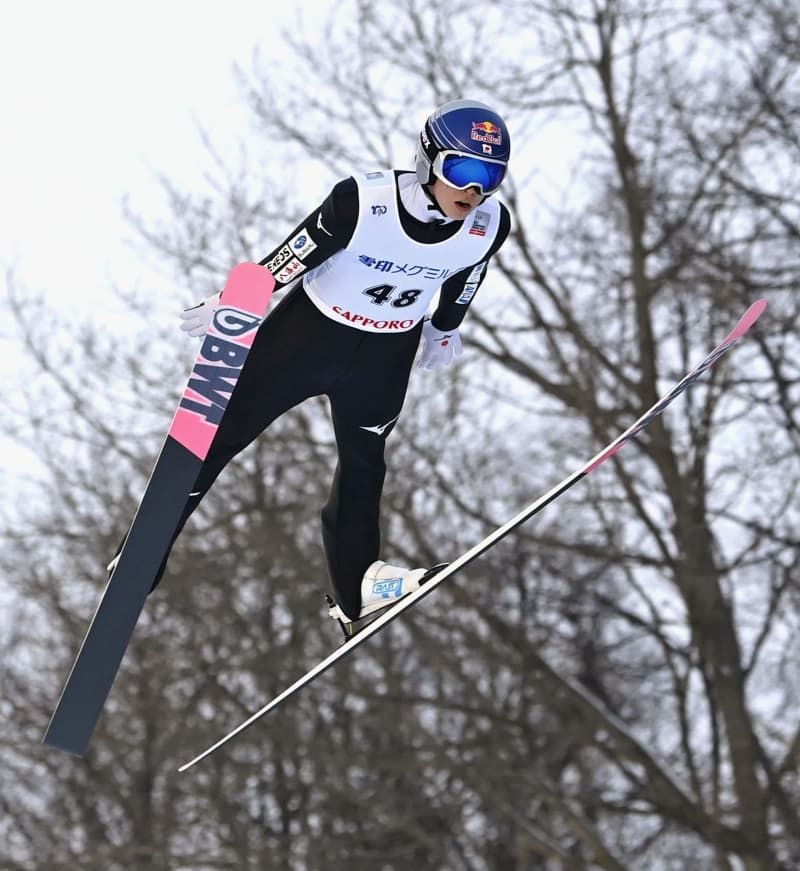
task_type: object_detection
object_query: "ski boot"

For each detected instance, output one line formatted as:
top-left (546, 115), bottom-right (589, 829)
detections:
top-left (327, 560), bottom-right (448, 640)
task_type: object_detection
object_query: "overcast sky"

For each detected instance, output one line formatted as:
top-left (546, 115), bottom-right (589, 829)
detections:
top-left (0, 2), bottom-right (327, 507)
top-left (0, 2), bottom-right (310, 316)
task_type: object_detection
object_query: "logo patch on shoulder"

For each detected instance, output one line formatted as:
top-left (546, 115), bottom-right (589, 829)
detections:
top-left (469, 210), bottom-right (490, 237)
top-left (288, 227), bottom-right (318, 260)
top-left (266, 245), bottom-right (293, 272)
top-left (275, 258), bottom-right (304, 284)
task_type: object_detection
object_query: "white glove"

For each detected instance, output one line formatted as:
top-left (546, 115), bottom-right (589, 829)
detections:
top-left (179, 292), bottom-right (221, 337)
top-left (418, 318), bottom-right (463, 371)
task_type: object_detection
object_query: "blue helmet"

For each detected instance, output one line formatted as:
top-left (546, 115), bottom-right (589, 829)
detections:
top-left (415, 99), bottom-right (510, 196)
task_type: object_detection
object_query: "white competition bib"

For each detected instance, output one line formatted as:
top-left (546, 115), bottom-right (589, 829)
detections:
top-left (303, 171), bottom-right (500, 333)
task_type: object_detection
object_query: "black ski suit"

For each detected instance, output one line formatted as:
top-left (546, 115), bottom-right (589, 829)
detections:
top-left (154, 171), bottom-right (509, 618)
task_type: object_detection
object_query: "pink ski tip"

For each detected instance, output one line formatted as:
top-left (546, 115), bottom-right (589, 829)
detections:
top-left (725, 298), bottom-right (767, 344)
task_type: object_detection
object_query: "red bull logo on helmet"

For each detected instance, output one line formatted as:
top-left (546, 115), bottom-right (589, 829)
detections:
top-left (471, 120), bottom-right (503, 145)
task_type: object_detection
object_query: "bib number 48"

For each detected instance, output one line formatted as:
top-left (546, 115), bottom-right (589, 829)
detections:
top-left (363, 284), bottom-right (423, 308)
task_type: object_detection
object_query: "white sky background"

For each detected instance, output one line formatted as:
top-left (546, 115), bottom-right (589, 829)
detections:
top-left (0, 2), bottom-right (308, 315)
top-left (0, 1), bottom-right (326, 505)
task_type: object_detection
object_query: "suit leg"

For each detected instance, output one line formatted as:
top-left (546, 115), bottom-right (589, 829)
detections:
top-left (321, 326), bottom-right (421, 618)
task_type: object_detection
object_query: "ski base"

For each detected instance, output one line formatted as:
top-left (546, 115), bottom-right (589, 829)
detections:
top-left (43, 263), bottom-right (274, 756)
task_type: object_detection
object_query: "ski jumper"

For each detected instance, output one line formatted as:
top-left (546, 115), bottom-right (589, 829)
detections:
top-left (159, 171), bottom-right (510, 619)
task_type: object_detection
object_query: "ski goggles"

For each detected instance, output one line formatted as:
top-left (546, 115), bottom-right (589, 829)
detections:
top-left (432, 150), bottom-right (507, 195)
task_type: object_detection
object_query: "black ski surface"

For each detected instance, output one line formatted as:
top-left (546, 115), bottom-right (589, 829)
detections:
top-left (43, 263), bottom-right (274, 756)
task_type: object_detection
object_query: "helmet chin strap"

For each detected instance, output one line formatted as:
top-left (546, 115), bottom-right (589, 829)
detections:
top-left (423, 185), bottom-right (454, 227)
top-left (423, 182), bottom-right (445, 214)
top-left (399, 172), bottom-right (453, 224)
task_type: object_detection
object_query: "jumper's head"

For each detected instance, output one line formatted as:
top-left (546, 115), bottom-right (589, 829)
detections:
top-left (416, 99), bottom-right (510, 197)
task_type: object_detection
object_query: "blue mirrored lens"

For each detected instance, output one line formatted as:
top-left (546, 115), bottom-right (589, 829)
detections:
top-left (441, 155), bottom-right (505, 191)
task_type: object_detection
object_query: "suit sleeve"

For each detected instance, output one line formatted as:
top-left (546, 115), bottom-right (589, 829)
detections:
top-left (258, 177), bottom-right (358, 284)
top-left (429, 202), bottom-right (511, 331)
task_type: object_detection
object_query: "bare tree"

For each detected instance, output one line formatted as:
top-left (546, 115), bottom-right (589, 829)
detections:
top-left (2, 1), bottom-right (798, 870)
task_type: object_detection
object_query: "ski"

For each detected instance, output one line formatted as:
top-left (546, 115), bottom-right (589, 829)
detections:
top-left (43, 262), bottom-right (275, 756)
top-left (178, 298), bottom-right (766, 773)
